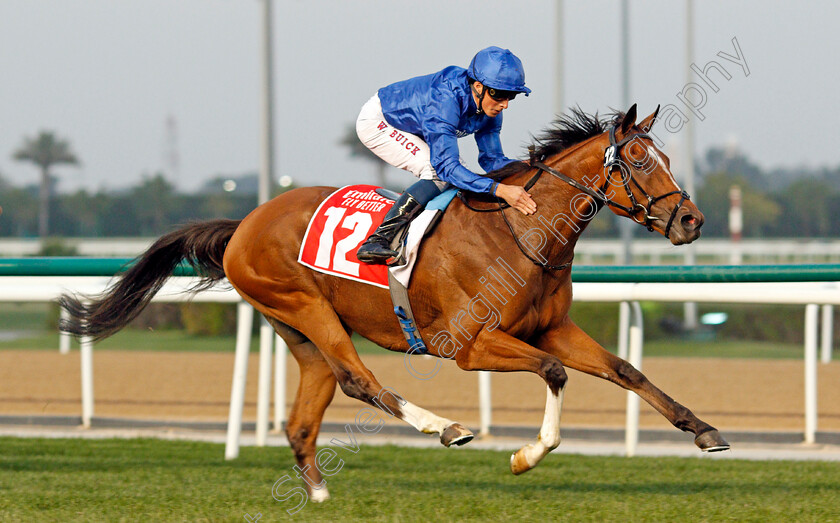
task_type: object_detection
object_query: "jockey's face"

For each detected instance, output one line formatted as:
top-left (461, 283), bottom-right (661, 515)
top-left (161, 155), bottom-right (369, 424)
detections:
top-left (472, 81), bottom-right (511, 117)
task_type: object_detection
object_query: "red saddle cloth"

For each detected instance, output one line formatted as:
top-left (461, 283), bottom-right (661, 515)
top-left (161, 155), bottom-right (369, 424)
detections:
top-left (298, 185), bottom-right (394, 288)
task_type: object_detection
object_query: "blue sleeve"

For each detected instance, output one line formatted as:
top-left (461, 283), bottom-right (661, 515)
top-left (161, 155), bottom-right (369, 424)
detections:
top-left (475, 114), bottom-right (519, 174)
top-left (423, 90), bottom-right (497, 194)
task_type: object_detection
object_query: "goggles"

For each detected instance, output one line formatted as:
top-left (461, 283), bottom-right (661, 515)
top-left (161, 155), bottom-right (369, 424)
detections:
top-left (486, 88), bottom-right (519, 101)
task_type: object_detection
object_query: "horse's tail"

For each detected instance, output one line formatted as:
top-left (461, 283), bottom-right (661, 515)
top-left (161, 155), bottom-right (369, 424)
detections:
top-left (59, 219), bottom-right (242, 341)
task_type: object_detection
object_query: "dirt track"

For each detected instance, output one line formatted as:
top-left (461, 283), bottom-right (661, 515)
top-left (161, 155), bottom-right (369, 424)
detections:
top-left (2, 350), bottom-right (839, 432)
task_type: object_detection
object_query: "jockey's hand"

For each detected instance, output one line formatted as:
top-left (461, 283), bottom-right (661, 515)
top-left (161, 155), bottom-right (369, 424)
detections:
top-left (496, 184), bottom-right (537, 215)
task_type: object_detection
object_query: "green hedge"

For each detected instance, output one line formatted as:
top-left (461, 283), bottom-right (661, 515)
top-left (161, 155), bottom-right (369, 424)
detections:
top-left (43, 300), bottom-right (839, 347)
top-left (569, 301), bottom-right (839, 348)
top-left (47, 302), bottom-right (242, 336)
top-left (179, 302), bottom-right (238, 336)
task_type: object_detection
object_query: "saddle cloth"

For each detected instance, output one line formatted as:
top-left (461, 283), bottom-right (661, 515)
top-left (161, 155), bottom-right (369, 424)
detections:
top-left (297, 184), bottom-right (457, 288)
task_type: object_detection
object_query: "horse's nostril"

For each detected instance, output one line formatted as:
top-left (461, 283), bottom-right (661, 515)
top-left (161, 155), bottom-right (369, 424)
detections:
top-left (681, 213), bottom-right (702, 230)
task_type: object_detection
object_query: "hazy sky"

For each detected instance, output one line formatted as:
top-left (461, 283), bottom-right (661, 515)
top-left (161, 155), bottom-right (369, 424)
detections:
top-left (1, 0), bottom-right (838, 194)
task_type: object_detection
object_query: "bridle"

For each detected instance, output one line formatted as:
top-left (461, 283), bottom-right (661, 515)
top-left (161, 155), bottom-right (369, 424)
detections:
top-left (531, 124), bottom-right (690, 239)
top-left (460, 124), bottom-right (692, 272)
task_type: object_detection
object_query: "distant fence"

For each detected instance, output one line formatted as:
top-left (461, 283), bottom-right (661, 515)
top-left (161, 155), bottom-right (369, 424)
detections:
top-left (4, 237), bottom-right (840, 263)
top-left (4, 257), bottom-right (840, 280)
top-left (0, 257), bottom-right (194, 276)
top-left (1, 258), bottom-right (839, 457)
top-left (575, 239), bottom-right (840, 265)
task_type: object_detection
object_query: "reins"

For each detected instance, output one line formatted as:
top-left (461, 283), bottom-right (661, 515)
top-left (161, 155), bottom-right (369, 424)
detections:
top-left (459, 124), bottom-right (693, 271)
top-left (458, 169), bottom-right (542, 213)
top-left (459, 169), bottom-right (570, 272)
top-left (497, 198), bottom-right (570, 271)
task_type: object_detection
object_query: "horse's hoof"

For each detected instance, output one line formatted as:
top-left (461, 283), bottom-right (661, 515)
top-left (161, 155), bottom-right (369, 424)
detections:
top-left (441, 423), bottom-right (473, 447)
top-left (695, 429), bottom-right (730, 452)
top-left (510, 449), bottom-right (533, 475)
top-left (309, 486), bottom-right (330, 503)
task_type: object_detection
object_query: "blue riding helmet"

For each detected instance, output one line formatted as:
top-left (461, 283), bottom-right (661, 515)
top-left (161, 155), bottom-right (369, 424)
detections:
top-left (467, 46), bottom-right (531, 95)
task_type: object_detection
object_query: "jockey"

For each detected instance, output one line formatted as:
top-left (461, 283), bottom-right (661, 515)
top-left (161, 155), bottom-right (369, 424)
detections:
top-left (355, 46), bottom-right (538, 265)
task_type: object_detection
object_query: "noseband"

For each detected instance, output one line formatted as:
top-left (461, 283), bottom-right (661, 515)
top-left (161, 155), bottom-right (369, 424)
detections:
top-left (531, 125), bottom-right (690, 239)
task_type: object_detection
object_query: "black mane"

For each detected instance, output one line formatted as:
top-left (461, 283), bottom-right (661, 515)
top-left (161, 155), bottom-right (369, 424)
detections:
top-left (487, 108), bottom-right (623, 181)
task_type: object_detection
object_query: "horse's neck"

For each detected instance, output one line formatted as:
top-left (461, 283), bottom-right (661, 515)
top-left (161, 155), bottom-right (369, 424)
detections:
top-left (516, 141), bottom-right (607, 268)
top-left (439, 141), bottom-right (606, 287)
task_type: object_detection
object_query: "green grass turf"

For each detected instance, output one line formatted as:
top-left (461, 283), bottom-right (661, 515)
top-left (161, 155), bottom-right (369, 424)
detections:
top-left (642, 339), bottom-right (808, 359)
top-left (0, 329), bottom-right (813, 360)
top-left (0, 303), bottom-right (823, 359)
top-left (0, 303), bottom-right (51, 331)
top-left (0, 330), bottom-right (388, 354)
top-left (1, 437), bottom-right (839, 522)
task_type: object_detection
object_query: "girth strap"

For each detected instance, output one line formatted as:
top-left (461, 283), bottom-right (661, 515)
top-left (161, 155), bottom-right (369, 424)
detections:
top-left (388, 270), bottom-right (429, 355)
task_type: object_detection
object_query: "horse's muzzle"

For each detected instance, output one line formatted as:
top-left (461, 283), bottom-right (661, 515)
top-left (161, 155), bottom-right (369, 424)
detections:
top-left (668, 208), bottom-right (704, 245)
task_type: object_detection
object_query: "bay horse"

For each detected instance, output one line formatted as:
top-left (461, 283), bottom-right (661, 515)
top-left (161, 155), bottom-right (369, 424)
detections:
top-left (61, 104), bottom-right (729, 502)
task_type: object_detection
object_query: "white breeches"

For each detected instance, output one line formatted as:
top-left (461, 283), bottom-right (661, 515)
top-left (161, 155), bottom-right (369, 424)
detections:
top-left (356, 94), bottom-right (447, 190)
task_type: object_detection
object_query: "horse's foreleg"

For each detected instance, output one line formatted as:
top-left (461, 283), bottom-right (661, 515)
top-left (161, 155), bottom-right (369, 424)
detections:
top-left (284, 338), bottom-right (337, 503)
top-left (457, 328), bottom-right (569, 474)
top-left (509, 385), bottom-right (565, 475)
top-left (539, 320), bottom-right (729, 452)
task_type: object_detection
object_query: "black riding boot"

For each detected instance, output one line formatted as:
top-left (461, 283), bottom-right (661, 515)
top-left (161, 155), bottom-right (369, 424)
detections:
top-left (356, 192), bottom-right (423, 264)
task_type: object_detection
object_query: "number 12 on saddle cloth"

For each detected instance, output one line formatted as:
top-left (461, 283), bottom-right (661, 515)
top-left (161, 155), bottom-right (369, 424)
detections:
top-left (298, 185), bottom-right (392, 288)
top-left (298, 184), bottom-right (458, 289)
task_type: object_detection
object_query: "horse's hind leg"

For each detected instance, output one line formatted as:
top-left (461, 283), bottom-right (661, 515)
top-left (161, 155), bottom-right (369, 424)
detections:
top-left (292, 309), bottom-right (472, 447)
top-left (540, 320), bottom-right (730, 452)
top-left (268, 319), bottom-right (336, 503)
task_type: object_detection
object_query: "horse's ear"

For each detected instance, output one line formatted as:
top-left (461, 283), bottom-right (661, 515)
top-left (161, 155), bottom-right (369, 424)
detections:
top-left (638, 104), bottom-right (661, 133)
top-left (620, 103), bottom-right (637, 134)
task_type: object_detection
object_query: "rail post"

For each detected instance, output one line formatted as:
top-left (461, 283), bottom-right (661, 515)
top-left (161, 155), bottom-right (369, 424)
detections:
top-left (625, 301), bottom-right (643, 457)
top-left (225, 302), bottom-right (254, 460)
top-left (273, 333), bottom-right (288, 432)
top-left (804, 304), bottom-right (819, 444)
top-left (479, 371), bottom-right (492, 436)
top-left (256, 318), bottom-right (273, 446)
top-left (80, 335), bottom-right (94, 428)
top-left (821, 304), bottom-right (833, 364)
top-left (59, 307), bottom-right (71, 354)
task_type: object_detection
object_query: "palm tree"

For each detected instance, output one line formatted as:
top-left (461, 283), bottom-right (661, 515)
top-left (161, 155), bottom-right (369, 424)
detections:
top-left (339, 124), bottom-right (387, 188)
top-left (13, 131), bottom-right (79, 238)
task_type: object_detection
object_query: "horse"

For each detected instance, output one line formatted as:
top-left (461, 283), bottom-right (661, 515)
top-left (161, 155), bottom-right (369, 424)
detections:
top-left (60, 104), bottom-right (729, 502)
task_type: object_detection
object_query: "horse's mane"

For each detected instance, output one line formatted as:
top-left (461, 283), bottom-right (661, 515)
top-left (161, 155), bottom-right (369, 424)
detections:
top-left (487, 108), bottom-right (624, 182)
